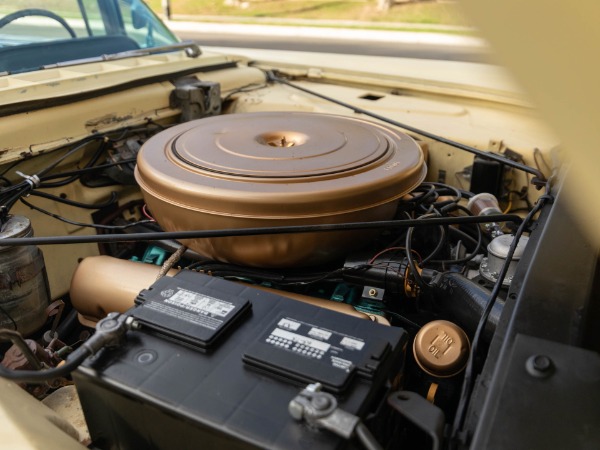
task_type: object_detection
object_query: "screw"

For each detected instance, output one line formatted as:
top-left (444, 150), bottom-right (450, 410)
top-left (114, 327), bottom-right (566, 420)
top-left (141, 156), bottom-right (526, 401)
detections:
top-left (526, 354), bottom-right (554, 378)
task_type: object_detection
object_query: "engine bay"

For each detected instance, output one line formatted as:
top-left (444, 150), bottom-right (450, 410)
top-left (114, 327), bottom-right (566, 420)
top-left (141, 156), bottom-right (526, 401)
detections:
top-left (0, 52), bottom-right (587, 449)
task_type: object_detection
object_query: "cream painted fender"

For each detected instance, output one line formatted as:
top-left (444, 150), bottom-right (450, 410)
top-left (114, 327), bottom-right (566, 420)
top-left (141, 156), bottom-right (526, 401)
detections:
top-left (0, 379), bottom-right (85, 449)
top-left (459, 0), bottom-right (600, 244)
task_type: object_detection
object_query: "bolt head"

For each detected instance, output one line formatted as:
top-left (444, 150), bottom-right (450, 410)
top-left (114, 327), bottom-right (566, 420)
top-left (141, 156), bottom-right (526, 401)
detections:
top-left (526, 354), bottom-right (554, 378)
top-left (311, 395), bottom-right (331, 411)
top-left (99, 319), bottom-right (118, 330)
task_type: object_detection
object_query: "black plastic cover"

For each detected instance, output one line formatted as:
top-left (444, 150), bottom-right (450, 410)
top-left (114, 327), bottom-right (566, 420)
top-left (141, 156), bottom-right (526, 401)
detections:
top-left (133, 277), bottom-right (251, 350)
top-left (244, 315), bottom-right (390, 393)
top-left (470, 156), bottom-right (503, 198)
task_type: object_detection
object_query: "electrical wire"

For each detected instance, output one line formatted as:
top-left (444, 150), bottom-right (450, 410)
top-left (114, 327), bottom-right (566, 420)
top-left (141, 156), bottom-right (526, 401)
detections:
top-left (0, 344), bottom-right (91, 384)
top-left (503, 192), bottom-right (514, 214)
top-left (41, 157), bottom-right (137, 180)
top-left (0, 124), bottom-right (154, 219)
top-left (142, 204), bottom-right (155, 221)
top-left (405, 185), bottom-right (437, 206)
top-left (194, 262), bottom-right (344, 286)
top-left (533, 147), bottom-right (552, 178)
top-left (368, 247), bottom-right (422, 265)
top-left (0, 137), bottom-right (106, 218)
top-left (447, 226), bottom-right (479, 247)
top-left (420, 225), bottom-right (447, 265)
top-left (404, 209), bottom-right (442, 289)
top-left (38, 138), bottom-right (109, 188)
top-left (405, 227), bottom-right (427, 289)
top-left (37, 135), bottom-right (106, 179)
top-left (384, 311), bottom-right (422, 330)
top-left (29, 191), bottom-right (118, 210)
top-left (451, 178), bottom-right (554, 445)
top-left (355, 422), bottom-right (383, 450)
top-left (0, 214), bottom-right (524, 247)
top-left (430, 204), bottom-right (483, 265)
top-left (267, 72), bottom-right (546, 184)
top-left (19, 198), bottom-right (154, 230)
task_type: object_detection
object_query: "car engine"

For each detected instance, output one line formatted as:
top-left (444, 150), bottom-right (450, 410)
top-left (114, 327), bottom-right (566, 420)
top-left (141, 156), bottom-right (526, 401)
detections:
top-left (0, 50), bottom-right (582, 450)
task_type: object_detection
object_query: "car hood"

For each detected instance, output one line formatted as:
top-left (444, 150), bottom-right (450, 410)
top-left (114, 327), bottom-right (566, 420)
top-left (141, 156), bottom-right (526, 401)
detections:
top-left (460, 0), bottom-right (600, 246)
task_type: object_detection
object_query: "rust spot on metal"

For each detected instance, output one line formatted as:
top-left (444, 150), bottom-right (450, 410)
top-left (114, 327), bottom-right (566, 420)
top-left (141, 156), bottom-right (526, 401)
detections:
top-left (85, 114), bottom-right (133, 128)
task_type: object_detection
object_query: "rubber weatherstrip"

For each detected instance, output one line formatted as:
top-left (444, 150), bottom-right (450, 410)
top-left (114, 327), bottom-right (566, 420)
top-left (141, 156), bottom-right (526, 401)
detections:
top-left (0, 61), bottom-right (237, 118)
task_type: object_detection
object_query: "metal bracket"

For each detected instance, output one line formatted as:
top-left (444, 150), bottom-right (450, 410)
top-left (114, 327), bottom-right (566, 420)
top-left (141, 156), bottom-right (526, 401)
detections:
top-left (387, 391), bottom-right (445, 450)
top-left (170, 78), bottom-right (221, 122)
top-left (289, 383), bottom-right (360, 440)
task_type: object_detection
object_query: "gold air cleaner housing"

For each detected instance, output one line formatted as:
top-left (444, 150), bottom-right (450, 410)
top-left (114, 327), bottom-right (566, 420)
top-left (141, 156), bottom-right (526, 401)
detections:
top-left (135, 112), bottom-right (426, 267)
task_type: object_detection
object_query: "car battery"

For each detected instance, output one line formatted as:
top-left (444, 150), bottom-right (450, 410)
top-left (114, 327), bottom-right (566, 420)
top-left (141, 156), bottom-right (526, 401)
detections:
top-left (73, 270), bottom-right (407, 450)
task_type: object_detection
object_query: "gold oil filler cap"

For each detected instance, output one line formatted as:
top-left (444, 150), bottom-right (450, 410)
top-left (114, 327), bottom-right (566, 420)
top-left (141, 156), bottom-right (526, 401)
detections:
top-left (413, 320), bottom-right (470, 378)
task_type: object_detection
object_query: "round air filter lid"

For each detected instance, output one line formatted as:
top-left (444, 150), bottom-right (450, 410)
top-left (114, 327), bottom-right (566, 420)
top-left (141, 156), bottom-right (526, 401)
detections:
top-left (135, 112), bottom-right (426, 218)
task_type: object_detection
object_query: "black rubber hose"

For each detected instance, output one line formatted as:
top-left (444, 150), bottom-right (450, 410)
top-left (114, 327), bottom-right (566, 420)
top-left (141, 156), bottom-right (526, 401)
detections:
top-left (55, 309), bottom-right (81, 341)
top-left (431, 272), bottom-right (503, 342)
top-left (355, 422), bottom-right (383, 450)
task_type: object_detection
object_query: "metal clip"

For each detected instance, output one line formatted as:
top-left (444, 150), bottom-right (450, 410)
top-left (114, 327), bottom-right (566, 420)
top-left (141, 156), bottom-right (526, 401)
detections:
top-left (15, 171), bottom-right (40, 189)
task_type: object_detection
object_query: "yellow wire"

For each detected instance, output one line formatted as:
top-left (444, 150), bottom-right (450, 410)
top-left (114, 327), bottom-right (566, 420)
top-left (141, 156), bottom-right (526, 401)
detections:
top-left (503, 193), bottom-right (513, 214)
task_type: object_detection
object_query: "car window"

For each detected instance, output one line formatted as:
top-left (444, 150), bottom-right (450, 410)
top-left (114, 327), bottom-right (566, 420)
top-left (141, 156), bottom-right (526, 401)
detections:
top-left (0, 0), bottom-right (178, 73)
top-left (117, 0), bottom-right (175, 47)
top-left (0, 1), bottom-right (87, 43)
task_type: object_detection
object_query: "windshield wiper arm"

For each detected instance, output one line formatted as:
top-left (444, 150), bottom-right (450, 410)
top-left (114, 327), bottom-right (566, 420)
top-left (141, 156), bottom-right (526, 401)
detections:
top-left (42, 40), bottom-right (201, 70)
top-left (103, 41), bottom-right (201, 60)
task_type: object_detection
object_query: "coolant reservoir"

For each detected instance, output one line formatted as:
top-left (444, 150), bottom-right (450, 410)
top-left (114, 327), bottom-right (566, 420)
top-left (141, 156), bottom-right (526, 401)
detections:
top-left (135, 112), bottom-right (426, 267)
top-left (0, 216), bottom-right (50, 335)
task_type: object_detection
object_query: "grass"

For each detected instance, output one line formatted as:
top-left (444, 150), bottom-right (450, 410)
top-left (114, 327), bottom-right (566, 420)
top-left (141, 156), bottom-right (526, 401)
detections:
top-left (145, 0), bottom-right (470, 27)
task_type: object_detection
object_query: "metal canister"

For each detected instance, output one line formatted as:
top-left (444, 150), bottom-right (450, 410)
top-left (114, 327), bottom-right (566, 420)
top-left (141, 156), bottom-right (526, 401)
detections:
top-left (0, 216), bottom-right (50, 335)
top-left (479, 234), bottom-right (529, 286)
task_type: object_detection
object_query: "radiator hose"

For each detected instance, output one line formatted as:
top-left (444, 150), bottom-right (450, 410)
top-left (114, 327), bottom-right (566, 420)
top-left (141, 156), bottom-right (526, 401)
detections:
top-left (431, 272), bottom-right (504, 342)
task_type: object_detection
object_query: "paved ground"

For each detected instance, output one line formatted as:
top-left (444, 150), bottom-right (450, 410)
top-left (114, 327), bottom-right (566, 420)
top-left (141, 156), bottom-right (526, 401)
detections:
top-left (167, 19), bottom-right (491, 63)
